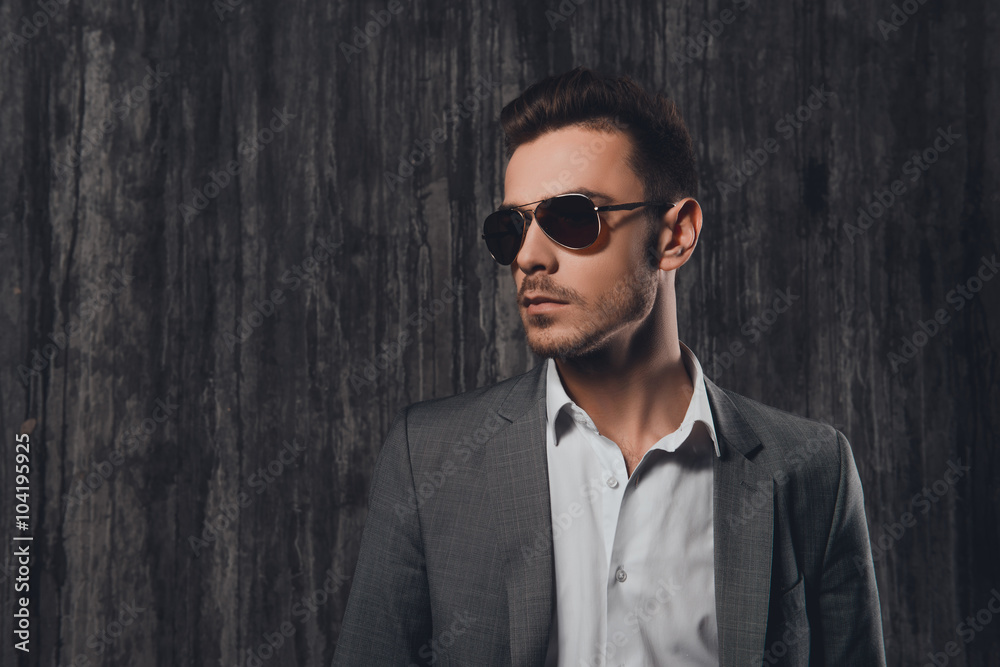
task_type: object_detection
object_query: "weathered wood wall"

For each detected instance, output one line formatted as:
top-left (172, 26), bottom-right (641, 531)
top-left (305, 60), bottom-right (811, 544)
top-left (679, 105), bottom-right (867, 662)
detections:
top-left (1, 0), bottom-right (997, 665)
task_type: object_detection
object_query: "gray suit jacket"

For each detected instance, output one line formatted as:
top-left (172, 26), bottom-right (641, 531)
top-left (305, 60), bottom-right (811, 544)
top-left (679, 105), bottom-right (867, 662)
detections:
top-left (333, 362), bottom-right (887, 666)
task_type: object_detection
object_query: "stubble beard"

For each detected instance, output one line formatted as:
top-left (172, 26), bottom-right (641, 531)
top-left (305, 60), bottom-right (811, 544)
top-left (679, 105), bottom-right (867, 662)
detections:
top-left (522, 258), bottom-right (659, 361)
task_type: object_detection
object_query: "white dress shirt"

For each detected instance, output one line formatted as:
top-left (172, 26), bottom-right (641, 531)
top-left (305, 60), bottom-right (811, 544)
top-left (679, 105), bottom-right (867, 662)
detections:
top-left (543, 342), bottom-right (721, 667)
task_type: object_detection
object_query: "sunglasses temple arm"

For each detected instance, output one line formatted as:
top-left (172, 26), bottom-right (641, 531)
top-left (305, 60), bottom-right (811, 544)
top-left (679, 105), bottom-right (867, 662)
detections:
top-left (597, 202), bottom-right (676, 212)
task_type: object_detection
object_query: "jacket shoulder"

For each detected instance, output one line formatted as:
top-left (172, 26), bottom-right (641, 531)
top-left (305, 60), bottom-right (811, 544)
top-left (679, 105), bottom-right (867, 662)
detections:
top-left (389, 364), bottom-right (543, 465)
top-left (718, 387), bottom-right (842, 446)
top-left (710, 384), bottom-right (850, 487)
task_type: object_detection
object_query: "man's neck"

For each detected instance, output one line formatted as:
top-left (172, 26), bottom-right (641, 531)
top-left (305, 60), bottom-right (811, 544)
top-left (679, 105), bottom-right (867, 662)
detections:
top-left (551, 321), bottom-right (695, 477)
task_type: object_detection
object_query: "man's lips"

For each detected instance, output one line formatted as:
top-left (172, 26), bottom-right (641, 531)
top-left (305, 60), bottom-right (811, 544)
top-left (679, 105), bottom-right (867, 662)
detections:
top-left (521, 294), bottom-right (569, 313)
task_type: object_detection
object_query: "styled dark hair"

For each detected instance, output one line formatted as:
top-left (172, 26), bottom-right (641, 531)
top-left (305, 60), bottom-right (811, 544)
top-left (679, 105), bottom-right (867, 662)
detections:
top-left (500, 67), bottom-right (697, 219)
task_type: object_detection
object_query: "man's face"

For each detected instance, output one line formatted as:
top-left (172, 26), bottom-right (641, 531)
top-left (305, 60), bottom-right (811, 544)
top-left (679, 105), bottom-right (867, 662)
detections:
top-left (502, 125), bottom-right (661, 360)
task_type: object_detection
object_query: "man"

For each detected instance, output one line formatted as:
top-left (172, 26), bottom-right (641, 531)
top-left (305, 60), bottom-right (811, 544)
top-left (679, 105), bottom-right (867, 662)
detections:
top-left (333, 67), bottom-right (886, 666)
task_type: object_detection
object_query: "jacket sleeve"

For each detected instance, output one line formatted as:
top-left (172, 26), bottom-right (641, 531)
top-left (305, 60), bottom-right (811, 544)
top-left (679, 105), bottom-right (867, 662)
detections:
top-left (815, 430), bottom-right (887, 666)
top-left (332, 405), bottom-right (432, 665)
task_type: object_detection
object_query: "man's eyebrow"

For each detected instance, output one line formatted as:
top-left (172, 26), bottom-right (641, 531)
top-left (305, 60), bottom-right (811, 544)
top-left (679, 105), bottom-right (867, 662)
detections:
top-left (498, 188), bottom-right (614, 210)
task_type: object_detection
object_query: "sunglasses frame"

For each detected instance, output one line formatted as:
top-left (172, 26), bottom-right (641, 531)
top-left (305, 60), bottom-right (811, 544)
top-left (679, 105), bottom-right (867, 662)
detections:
top-left (481, 193), bottom-right (676, 265)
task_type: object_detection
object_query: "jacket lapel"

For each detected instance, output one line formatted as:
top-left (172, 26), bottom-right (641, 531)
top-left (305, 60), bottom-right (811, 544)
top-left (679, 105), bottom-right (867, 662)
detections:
top-left (706, 377), bottom-right (774, 666)
top-left (484, 362), bottom-right (554, 666)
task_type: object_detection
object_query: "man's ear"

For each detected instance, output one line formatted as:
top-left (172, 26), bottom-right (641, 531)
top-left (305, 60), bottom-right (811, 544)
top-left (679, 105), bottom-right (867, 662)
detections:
top-left (654, 198), bottom-right (702, 272)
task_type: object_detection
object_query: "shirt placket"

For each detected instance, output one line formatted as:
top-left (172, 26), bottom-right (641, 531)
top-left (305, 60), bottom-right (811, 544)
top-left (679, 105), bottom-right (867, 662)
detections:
top-left (571, 406), bottom-right (628, 563)
top-left (569, 405), bottom-right (637, 667)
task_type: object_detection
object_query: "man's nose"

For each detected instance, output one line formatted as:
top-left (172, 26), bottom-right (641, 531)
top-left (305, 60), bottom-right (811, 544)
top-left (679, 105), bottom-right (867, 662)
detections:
top-left (515, 212), bottom-right (557, 270)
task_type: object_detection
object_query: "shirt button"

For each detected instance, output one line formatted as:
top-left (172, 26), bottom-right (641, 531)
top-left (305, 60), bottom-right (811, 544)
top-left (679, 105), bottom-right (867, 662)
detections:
top-left (615, 567), bottom-right (627, 583)
top-left (606, 476), bottom-right (619, 489)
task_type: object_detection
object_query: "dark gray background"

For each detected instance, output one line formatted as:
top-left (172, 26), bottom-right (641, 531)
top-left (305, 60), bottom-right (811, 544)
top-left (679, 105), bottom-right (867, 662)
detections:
top-left (1, 0), bottom-right (997, 665)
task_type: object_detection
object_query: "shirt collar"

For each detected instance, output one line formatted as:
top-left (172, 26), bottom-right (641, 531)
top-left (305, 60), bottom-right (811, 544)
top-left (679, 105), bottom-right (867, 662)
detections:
top-left (544, 341), bottom-right (721, 458)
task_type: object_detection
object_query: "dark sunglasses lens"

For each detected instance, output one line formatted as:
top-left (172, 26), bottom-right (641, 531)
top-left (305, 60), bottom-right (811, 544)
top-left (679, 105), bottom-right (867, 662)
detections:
top-left (536, 195), bottom-right (599, 248)
top-left (483, 210), bottom-right (524, 265)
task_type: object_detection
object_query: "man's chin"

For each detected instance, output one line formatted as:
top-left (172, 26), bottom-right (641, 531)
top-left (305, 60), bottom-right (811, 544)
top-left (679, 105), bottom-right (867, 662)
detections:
top-left (525, 329), bottom-right (599, 361)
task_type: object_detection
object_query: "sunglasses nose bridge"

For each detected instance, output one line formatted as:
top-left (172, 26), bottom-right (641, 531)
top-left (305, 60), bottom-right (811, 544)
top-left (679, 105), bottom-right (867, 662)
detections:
top-left (521, 206), bottom-right (536, 226)
top-left (519, 206), bottom-right (549, 248)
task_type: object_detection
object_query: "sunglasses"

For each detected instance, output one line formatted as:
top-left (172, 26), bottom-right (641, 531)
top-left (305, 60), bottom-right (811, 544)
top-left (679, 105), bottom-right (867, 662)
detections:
top-left (481, 193), bottom-right (675, 265)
